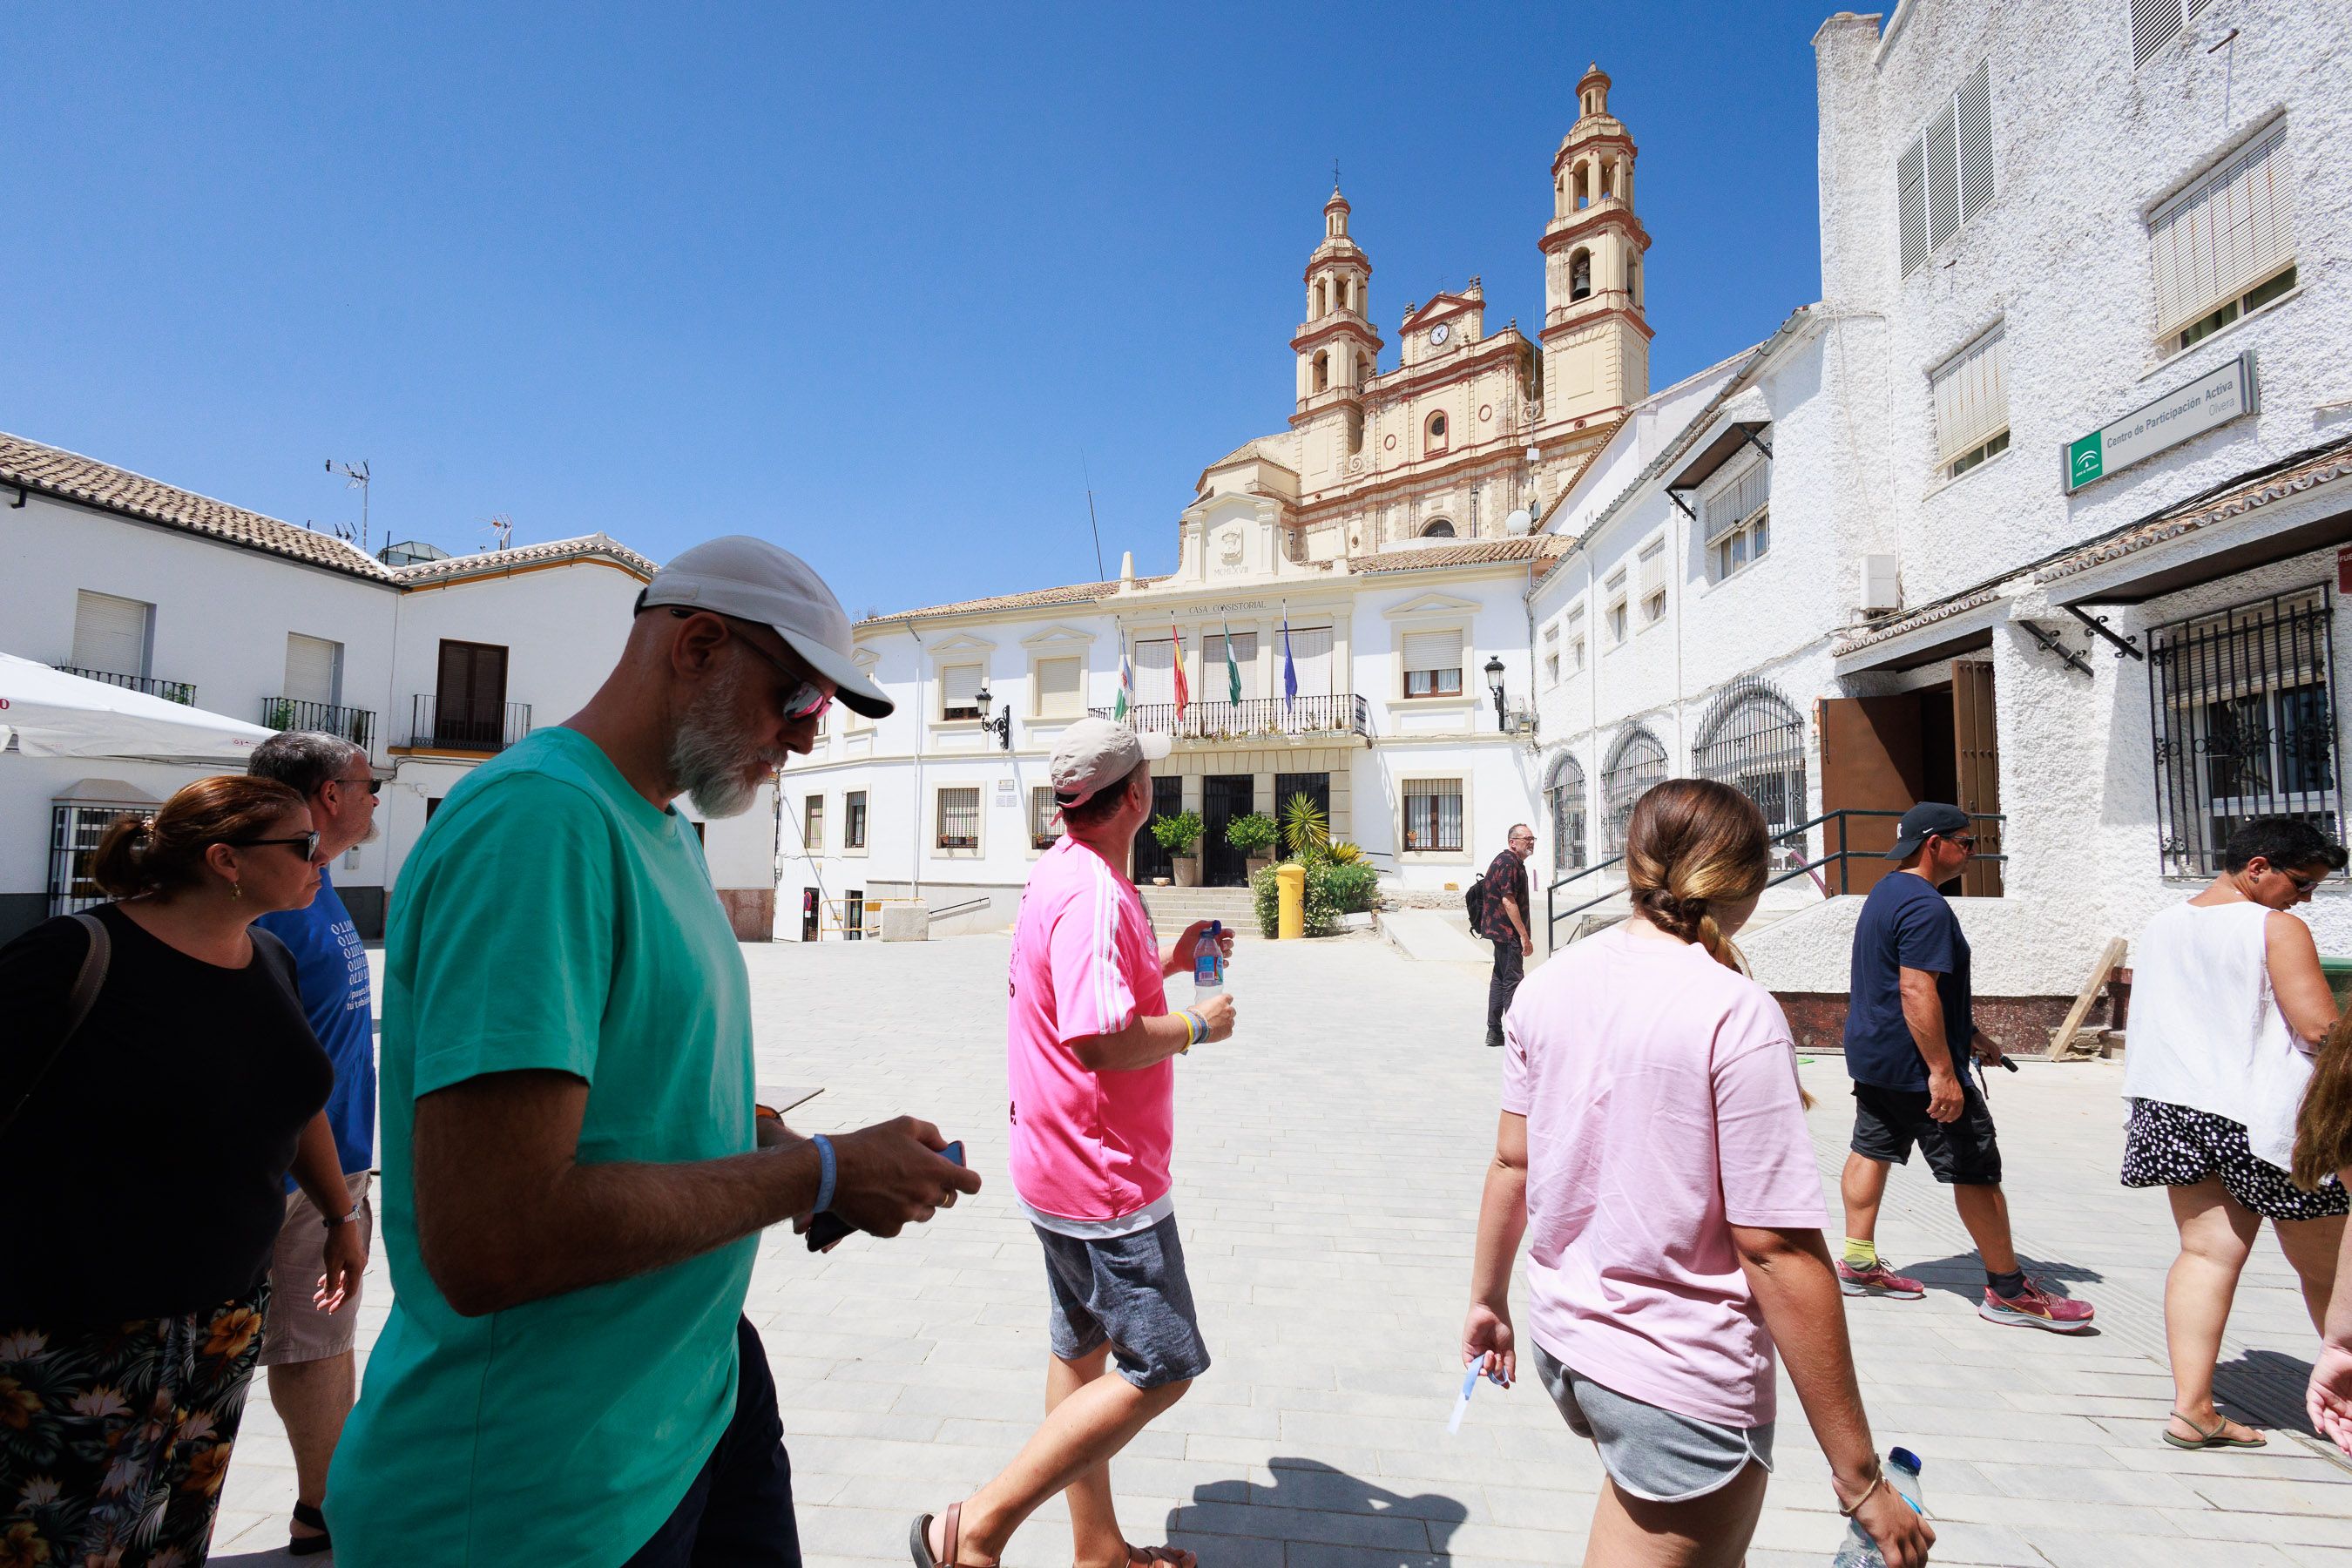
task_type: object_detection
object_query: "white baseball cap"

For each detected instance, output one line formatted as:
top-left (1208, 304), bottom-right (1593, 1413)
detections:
top-left (1050, 716), bottom-right (1171, 808)
top-left (640, 536), bottom-right (893, 719)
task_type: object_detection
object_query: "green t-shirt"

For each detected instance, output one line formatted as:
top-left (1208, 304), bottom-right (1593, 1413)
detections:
top-left (328, 727), bottom-right (756, 1566)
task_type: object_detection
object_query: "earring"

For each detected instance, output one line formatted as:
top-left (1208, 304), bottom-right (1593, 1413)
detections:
top-left (230, 881), bottom-right (242, 902)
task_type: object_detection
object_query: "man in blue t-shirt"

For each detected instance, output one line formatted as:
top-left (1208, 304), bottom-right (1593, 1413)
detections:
top-left (250, 730), bottom-right (382, 1555)
top-left (1839, 802), bottom-right (2096, 1334)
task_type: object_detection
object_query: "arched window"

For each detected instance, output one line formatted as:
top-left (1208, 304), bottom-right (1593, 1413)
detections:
top-left (1545, 753), bottom-right (1588, 876)
top-left (1422, 518), bottom-right (1456, 539)
top-left (1601, 727), bottom-right (1668, 857)
top-left (1693, 679), bottom-right (1808, 850)
top-left (1573, 167), bottom-right (1590, 209)
top-left (1312, 280), bottom-right (1326, 318)
top-left (1313, 350), bottom-right (1329, 392)
top-left (1425, 409), bottom-right (1449, 452)
top-left (1338, 277), bottom-right (1353, 312)
top-left (1356, 350), bottom-right (1374, 386)
top-left (1626, 255), bottom-right (1639, 307)
top-left (1570, 248), bottom-right (1592, 301)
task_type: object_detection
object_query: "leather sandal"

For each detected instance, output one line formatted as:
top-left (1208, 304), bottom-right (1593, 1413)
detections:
top-left (288, 1499), bottom-right (334, 1556)
top-left (911, 1503), bottom-right (976, 1568)
top-left (2162, 1409), bottom-right (2267, 1450)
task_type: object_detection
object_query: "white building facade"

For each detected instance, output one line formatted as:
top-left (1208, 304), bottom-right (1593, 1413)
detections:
top-left (1531, 0), bottom-right (2352, 1047)
top-left (0, 434), bottom-right (780, 942)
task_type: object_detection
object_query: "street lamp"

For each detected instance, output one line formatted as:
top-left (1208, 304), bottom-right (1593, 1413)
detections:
top-left (973, 684), bottom-right (1012, 751)
top-left (1484, 655), bottom-right (1508, 733)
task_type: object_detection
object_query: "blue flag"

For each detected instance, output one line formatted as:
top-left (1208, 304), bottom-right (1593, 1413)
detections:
top-left (1281, 604), bottom-right (1298, 712)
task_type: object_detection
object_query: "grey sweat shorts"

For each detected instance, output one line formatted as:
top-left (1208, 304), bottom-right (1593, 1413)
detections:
top-left (1531, 1342), bottom-right (1773, 1503)
top-left (1032, 1216), bottom-right (1212, 1391)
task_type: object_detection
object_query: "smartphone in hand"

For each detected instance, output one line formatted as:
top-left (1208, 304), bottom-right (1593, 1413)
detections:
top-left (805, 1139), bottom-right (964, 1253)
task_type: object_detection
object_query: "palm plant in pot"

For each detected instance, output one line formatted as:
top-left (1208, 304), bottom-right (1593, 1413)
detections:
top-left (1225, 812), bottom-right (1279, 881)
top-left (1150, 810), bottom-right (1206, 887)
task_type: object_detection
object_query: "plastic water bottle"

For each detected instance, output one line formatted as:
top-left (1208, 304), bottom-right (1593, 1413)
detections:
top-left (1831, 1447), bottom-right (1923, 1566)
top-left (1193, 920), bottom-right (1226, 998)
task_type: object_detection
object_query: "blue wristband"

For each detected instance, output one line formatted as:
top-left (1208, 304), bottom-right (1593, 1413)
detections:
top-left (810, 1133), bottom-right (838, 1215)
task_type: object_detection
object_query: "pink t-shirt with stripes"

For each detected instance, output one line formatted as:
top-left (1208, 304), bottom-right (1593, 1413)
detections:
top-left (1006, 837), bottom-right (1174, 1224)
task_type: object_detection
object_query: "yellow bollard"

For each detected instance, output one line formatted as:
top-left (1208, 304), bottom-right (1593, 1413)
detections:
top-left (1276, 862), bottom-right (1306, 941)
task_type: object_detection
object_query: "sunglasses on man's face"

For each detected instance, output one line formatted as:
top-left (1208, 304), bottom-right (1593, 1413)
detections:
top-left (332, 775), bottom-right (383, 796)
top-left (667, 609), bottom-right (834, 721)
top-left (234, 832), bottom-right (321, 861)
top-left (1934, 833), bottom-right (1977, 850)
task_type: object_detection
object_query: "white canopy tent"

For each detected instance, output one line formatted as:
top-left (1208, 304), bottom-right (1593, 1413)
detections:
top-left (0, 652), bottom-right (274, 766)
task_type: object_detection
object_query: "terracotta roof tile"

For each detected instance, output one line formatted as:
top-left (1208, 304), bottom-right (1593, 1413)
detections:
top-left (1831, 585), bottom-right (2007, 656)
top-left (863, 579), bottom-right (1143, 625)
top-left (1352, 536), bottom-right (1570, 574)
top-left (392, 532), bottom-right (657, 585)
top-left (1, 430), bottom-right (391, 580)
top-left (2035, 436), bottom-right (2352, 586)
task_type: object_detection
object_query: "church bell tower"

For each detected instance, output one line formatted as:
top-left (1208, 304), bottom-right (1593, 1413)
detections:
top-left (1538, 64), bottom-right (1652, 426)
top-left (1292, 186), bottom-right (1382, 416)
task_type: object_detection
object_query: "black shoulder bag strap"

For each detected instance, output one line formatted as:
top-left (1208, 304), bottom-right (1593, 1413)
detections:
top-left (0, 910), bottom-right (112, 1134)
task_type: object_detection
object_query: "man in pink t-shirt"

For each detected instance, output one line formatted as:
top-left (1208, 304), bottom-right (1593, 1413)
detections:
top-left (915, 718), bottom-right (1233, 1568)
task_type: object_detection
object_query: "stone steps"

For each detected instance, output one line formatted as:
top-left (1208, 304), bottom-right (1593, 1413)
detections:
top-left (1139, 885), bottom-right (1257, 940)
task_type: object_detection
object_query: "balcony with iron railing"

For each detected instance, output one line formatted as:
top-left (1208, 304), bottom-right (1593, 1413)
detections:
top-left (261, 697), bottom-right (376, 749)
top-left (1088, 694), bottom-right (1371, 744)
top-left (54, 666), bottom-right (196, 706)
top-left (399, 694), bottom-right (531, 754)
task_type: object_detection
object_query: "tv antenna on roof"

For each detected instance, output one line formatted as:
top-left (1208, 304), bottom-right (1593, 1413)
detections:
top-left (1081, 455), bottom-right (1106, 582)
top-left (326, 458), bottom-right (371, 552)
top-left (480, 514), bottom-right (515, 551)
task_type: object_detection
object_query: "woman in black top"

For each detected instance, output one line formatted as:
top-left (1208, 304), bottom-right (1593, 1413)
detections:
top-left (0, 775), bottom-right (365, 1567)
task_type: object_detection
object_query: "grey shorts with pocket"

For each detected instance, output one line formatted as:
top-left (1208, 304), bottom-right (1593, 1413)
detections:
top-left (1531, 1342), bottom-right (1772, 1503)
top-left (1032, 1215), bottom-right (1211, 1390)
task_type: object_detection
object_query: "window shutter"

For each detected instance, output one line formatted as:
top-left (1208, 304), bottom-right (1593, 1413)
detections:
top-left (1638, 541), bottom-right (1666, 600)
top-left (1925, 102), bottom-right (1960, 250)
top-left (1566, 605), bottom-right (1586, 632)
top-left (1286, 627), bottom-right (1333, 696)
top-left (72, 591), bottom-right (153, 677)
top-left (1706, 457), bottom-right (1771, 542)
top-left (1132, 639), bottom-right (1175, 705)
top-left (942, 663), bottom-right (983, 709)
top-left (1036, 656), bottom-right (1083, 717)
top-left (1957, 62), bottom-right (1993, 220)
top-left (2133, 0), bottom-right (2184, 66)
top-left (284, 634), bottom-right (341, 706)
top-left (1932, 326), bottom-right (2010, 465)
top-left (1402, 629), bottom-right (1460, 675)
top-left (1897, 140), bottom-right (1928, 276)
top-left (2151, 123), bottom-right (2292, 335)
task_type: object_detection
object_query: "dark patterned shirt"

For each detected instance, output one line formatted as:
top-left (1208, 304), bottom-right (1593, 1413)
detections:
top-left (1477, 850), bottom-right (1531, 943)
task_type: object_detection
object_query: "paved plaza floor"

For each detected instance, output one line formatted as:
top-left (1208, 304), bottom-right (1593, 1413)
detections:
top-left (213, 931), bottom-right (2352, 1566)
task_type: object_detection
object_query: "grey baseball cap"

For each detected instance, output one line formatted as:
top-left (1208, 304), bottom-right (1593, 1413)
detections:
top-left (1051, 717), bottom-right (1171, 808)
top-left (1886, 801), bottom-right (1972, 859)
top-left (640, 536), bottom-right (893, 719)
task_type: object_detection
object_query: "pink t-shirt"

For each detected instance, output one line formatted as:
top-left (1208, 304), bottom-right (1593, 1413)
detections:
top-left (1501, 923), bottom-right (1825, 1428)
top-left (1006, 838), bottom-right (1174, 1226)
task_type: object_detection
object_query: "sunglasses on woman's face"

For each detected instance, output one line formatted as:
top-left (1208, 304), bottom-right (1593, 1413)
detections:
top-left (234, 832), bottom-right (321, 862)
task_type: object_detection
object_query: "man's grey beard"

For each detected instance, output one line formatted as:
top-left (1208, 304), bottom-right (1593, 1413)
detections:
top-left (669, 660), bottom-right (790, 818)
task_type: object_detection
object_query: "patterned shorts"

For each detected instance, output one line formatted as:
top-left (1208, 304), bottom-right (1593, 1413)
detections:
top-left (2121, 1098), bottom-right (2350, 1223)
top-left (0, 1280), bottom-right (270, 1567)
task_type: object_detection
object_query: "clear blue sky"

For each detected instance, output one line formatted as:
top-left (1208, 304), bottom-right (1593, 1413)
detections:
top-left (2, 3), bottom-right (1837, 620)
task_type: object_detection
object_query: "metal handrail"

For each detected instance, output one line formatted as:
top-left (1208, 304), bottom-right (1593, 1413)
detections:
top-left (1545, 808), bottom-right (2008, 947)
top-left (1089, 694), bottom-right (1372, 742)
top-left (261, 696), bottom-right (376, 749)
top-left (55, 665), bottom-right (196, 705)
top-left (927, 896), bottom-right (993, 923)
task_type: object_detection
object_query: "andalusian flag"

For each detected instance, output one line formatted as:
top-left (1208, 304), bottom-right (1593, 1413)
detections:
top-left (1223, 621), bottom-right (1242, 704)
top-left (1171, 622), bottom-right (1190, 720)
top-left (1114, 640), bottom-right (1133, 722)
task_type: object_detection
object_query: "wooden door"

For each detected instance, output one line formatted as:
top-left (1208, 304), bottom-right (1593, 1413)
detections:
top-left (1816, 696), bottom-right (1925, 895)
top-left (436, 640), bottom-right (509, 747)
top-left (1952, 659), bottom-right (2004, 897)
top-left (1202, 775), bottom-right (1254, 887)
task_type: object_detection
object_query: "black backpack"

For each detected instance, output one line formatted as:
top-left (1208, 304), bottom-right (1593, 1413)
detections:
top-left (1464, 875), bottom-right (1489, 930)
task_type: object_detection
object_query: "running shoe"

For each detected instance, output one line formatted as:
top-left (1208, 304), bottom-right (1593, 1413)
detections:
top-left (1978, 1276), bottom-right (2095, 1333)
top-left (1837, 1260), bottom-right (1926, 1299)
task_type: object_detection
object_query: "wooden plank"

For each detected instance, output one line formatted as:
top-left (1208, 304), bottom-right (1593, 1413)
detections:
top-left (2047, 937), bottom-right (2127, 1061)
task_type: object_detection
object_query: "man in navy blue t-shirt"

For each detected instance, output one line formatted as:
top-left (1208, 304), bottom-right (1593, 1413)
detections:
top-left (251, 730), bottom-right (382, 1556)
top-left (1839, 802), bottom-right (2096, 1334)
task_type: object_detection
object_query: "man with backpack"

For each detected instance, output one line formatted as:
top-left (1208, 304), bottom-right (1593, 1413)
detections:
top-left (1474, 824), bottom-right (1537, 1047)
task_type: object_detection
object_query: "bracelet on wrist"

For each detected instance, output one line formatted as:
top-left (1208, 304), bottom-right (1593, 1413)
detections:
top-left (1835, 1465), bottom-right (1887, 1517)
top-left (809, 1133), bottom-right (838, 1215)
top-left (323, 1204), bottom-right (362, 1228)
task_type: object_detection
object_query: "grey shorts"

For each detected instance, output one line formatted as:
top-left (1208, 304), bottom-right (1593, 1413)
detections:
top-left (1531, 1342), bottom-right (1772, 1503)
top-left (1033, 1216), bottom-right (1212, 1390)
top-left (260, 1169), bottom-right (373, 1367)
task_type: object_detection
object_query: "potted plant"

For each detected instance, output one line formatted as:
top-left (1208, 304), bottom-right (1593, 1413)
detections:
top-left (1226, 812), bottom-right (1279, 880)
top-left (1151, 810), bottom-right (1206, 887)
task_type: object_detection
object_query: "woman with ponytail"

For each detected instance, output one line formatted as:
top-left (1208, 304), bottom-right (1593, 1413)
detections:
top-left (0, 774), bottom-right (362, 1565)
top-left (1462, 780), bottom-right (1930, 1567)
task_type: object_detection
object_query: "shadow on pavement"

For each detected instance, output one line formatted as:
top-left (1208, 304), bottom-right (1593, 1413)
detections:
top-left (1891, 1249), bottom-right (2105, 1319)
top-left (1165, 1457), bottom-right (1467, 1568)
top-left (2214, 1346), bottom-right (2322, 1439)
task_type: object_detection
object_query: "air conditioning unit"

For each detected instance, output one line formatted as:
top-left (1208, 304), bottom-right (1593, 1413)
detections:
top-left (1860, 553), bottom-right (1902, 615)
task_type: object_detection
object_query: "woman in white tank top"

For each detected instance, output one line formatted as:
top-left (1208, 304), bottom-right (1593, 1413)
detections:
top-left (2123, 817), bottom-right (2345, 1451)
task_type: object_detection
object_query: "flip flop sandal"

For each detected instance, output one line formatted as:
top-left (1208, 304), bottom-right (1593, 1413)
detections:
top-left (1113, 1545), bottom-right (1193, 1568)
top-left (2162, 1409), bottom-right (2268, 1450)
top-left (288, 1500), bottom-right (334, 1557)
top-left (912, 1503), bottom-right (979, 1568)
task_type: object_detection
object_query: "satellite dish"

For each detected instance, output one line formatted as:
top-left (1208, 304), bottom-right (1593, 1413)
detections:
top-left (1505, 510), bottom-right (1533, 537)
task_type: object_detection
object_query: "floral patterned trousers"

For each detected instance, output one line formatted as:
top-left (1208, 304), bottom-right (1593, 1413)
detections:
top-left (0, 1281), bottom-right (269, 1568)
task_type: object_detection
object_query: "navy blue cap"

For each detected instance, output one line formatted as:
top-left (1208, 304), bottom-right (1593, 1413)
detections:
top-left (1886, 801), bottom-right (1971, 860)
